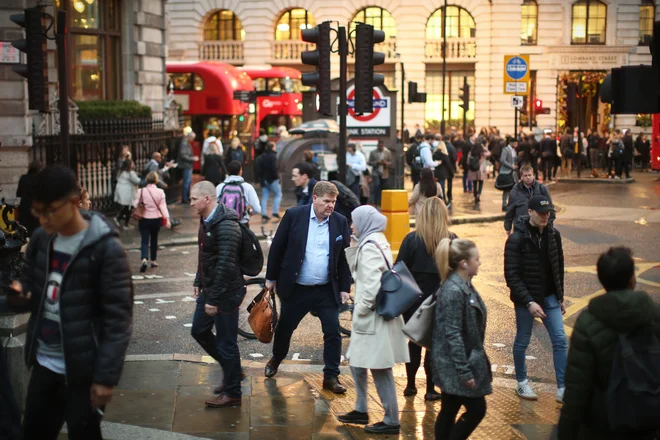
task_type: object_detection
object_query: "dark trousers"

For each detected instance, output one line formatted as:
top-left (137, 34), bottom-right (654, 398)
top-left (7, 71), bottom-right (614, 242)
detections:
top-left (616, 161), bottom-right (631, 178)
top-left (191, 292), bottom-right (242, 397)
top-left (116, 204), bottom-right (132, 227)
top-left (435, 393), bottom-right (487, 440)
top-left (541, 156), bottom-right (553, 181)
top-left (370, 175), bottom-right (388, 206)
top-left (573, 154), bottom-right (583, 178)
top-left (138, 218), bottom-right (161, 261)
top-left (0, 347), bottom-right (21, 440)
top-left (405, 342), bottom-right (434, 394)
top-left (472, 180), bottom-right (484, 199)
top-left (462, 172), bottom-right (472, 192)
top-left (273, 283), bottom-right (341, 379)
top-left (445, 175), bottom-right (453, 202)
top-left (348, 181), bottom-right (361, 201)
top-left (23, 364), bottom-right (102, 440)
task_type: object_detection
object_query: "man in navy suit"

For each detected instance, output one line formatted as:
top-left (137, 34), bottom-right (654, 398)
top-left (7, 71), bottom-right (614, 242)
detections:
top-left (265, 181), bottom-right (351, 394)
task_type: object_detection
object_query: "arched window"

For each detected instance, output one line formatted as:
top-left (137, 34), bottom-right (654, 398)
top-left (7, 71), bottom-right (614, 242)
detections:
top-left (571, 0), bottom-right (607, 45)
top-left (351, 7), bottom-right (397, 40)
top-left (203, 10), bottom-right (244, 41)
top-left (426, 6), bottom-right (476, 40)
top-left (275, 8), bottom-right (316, 41)
top-left (639, 0), bottom-right (655, 45)
top-left (521, 0), bottom-right (538, 45)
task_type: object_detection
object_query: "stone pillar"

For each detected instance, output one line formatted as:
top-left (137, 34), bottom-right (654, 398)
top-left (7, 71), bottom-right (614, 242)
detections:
top-left (134, 0), bottom-right (168, 118)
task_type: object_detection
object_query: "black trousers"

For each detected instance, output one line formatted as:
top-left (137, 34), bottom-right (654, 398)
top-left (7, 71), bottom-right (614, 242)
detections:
top-left (23, 364), bottom-right (102, 440)
top-left (116, 204), bottom-right (132, 227)
top-left (0, 347), bottom-right (21, 440)
top-left (472, 180), bottom-right (484, 199)
top-left (541, 156), bottom-right (553, 181)
top-left (273, 283), bottom-right (341, 379)
top-left (138, 218), bottom-right (161, 261)
top-left (435, 393), bottom-right (487, 440)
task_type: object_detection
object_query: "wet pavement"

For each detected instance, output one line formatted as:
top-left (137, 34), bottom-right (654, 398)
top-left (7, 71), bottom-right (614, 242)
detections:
top-left (58, 360), bottom-right (562, 440)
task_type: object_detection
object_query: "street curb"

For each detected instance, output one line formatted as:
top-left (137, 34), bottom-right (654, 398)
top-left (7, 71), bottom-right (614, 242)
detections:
top-left (558, 177), bottom-right (635, 184)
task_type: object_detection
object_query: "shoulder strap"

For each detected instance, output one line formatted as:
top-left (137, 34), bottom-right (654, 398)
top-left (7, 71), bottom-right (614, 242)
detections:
top-left (145, 187), bottom-right (166, 218)
top-left (356, 239), bottom-right (392, 272)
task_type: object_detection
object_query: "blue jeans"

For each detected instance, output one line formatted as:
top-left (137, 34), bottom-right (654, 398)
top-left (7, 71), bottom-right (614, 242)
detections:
top-left (181, 167), bottom-right (192, 203)
top-left (261, 179), bottom-right (282, 216)
top-left (138, 218), bottom-right (161, 261)
top-left (370, 175), bottom-right (388, 206)
top-left (463, 172), bottom-right (473, 192)
top-left (513, 294), bottom-right (568, 387)
top-left (191, 293), bottom-right (242, 397)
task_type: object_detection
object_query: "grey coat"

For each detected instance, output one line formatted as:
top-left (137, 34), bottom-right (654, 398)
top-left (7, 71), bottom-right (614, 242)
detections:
top-left (431, 272), bottom-right (492, 398)
top-left (499, 145), bottom-right (516, 175)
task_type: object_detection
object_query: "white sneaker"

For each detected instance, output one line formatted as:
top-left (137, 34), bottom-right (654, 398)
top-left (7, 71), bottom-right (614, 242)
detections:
top-left (556, 387), bottom-right (565, 404)
top-left (516, 379), bottom-right (538, 401)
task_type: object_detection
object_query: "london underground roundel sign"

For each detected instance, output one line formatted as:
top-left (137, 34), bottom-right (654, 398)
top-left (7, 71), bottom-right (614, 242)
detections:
top-left (347, 88), bottom-right (384, 123)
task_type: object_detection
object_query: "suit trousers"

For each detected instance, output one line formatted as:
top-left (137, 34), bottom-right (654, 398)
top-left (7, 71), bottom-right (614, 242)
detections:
top-left (273, 283), bottom-right (341, 379)
top-left (351, 366), bottom-right (400, 426)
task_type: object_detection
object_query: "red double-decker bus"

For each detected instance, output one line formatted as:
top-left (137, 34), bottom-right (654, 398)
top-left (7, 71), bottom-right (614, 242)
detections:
top-left (238, 66), bottom-right (303, 137)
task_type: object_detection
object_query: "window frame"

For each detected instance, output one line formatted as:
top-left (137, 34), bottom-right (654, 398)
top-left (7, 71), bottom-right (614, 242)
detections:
top-left (275, 8), bottom-right (315, 41)
top-left (520, 0), bottom-right (538, 46)
top-left (203, 10), bottom-right (243, 41)
top-left (570, 0), bottom-right (607, 45)
top-left (639, 0), bottom-right (655, 46)
top-left (425, 6), bottom-right (476, 40)
top-left (351, 7), bottom-right (397, 40)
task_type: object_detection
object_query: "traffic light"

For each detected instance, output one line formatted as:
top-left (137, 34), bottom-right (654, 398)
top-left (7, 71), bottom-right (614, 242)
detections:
top-left (458, 77), bottom-right (470, 112)
top-left (408, 81), bottom-right (427, 103)
top-left (534, 99), bottom-right (543, 111)
top-left (301, 21), bottom-right (332, 115)
top-left (10, 6), bottom-right (48, 112)
top-left (354, 23), bottom-right (385, 114)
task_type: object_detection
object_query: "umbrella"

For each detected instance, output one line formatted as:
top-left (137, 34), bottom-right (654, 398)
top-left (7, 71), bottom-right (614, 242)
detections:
top-left (289, 119), bottom-right (339, 135)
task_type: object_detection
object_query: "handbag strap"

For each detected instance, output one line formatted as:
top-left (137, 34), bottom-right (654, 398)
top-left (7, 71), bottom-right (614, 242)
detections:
top-left (145, 186), bottom-right (166, 219)
top-left (356, 239), bottom-right (392, 273)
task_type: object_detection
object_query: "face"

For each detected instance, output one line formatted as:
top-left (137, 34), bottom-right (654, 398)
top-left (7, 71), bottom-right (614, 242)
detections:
top-left (521, 170), bottom-right (534, 186)
top-left (463, 248), bottom-right (481, 278)
top-left (291, 168), bottom-right (308, 188)
top-left (32, 197), bottom-right (79, 234)
top-left (348, 147), bottom-right (355, 155)
top-left (351, 222), bottom-right (358, 237)
top-left (154, 153), bottom-right (161, 162)
top-left (528, 209), bottom-right (551, 228)
top-left (377, 143), bottom-right (384, 151)
top-left (190, 191), bottom-right (210, 216)
top-left (312, 193), bottom-right (337, 220)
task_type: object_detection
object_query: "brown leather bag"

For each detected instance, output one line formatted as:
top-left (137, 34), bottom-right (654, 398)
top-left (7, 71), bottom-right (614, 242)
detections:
top-left (247, 288), bottom-right (278, 343)
top-left (131, 189), bottom-right (145, 220)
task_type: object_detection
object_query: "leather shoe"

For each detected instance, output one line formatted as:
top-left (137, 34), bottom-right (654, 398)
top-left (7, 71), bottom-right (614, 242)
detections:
top-left (204, 394), bottom-right (241, 408)
top-left (424, 391), bottom-right (442, 401)
top-left (323, 377), bottom-right (347, 394)
top-left (265, 358), bottom-right (281, 378)
top-left (364, 421), bottom-right (400, 434)
top-left (337, 410), bottom-right (369, 425)
top-left (403, 386), bottom-right (417, 396)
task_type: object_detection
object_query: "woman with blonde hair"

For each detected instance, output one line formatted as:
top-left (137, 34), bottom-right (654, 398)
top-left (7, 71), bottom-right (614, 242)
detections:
top-left (396, 197), bottom-right (455, 401)
top-left (202, 142), bottom-right (226, 185)
top-left (338, 205), bottom-right (409, 435)
top-left (432, 238), bottom-right (491, 439)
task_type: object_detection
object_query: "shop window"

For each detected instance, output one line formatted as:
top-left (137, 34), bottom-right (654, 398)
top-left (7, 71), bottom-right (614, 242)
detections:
top-left (351, 7), bottom-right (397, 40)
top-left (275, 9), bottom-right (316, 41)
top-left (424, 69), bottom-right (475, 131)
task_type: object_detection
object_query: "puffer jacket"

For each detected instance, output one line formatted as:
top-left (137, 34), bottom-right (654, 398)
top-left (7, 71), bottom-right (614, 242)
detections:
top-left (504, 215), bottom-right (564, 306)
top-left (558, 290), bottom-right (660, 440)
top-left (194, 204), bottom-right (244, 311)
top-left (18, 213), bottom-right (133, 387)
top-left (504, 180), bottom-right (555, 232)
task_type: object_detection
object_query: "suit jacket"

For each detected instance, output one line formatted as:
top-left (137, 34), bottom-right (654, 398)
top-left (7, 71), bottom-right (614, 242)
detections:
top-left (368, 148), bottom-right (393, 179)
top-left (266, 204), bottom-right (351, 305)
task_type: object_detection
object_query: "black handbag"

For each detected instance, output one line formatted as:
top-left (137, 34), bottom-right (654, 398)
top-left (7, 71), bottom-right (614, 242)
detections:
top-left (494, 172), bottom-right (515, 190)
top-left (358, 240), bottom-right (423, 321)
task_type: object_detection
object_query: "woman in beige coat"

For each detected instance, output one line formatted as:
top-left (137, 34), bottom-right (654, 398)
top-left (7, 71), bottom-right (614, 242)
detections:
top-left (338, 205), bottom-right (410, 435)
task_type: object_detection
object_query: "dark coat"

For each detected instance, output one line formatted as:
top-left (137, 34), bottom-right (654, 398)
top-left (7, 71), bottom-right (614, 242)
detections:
top-left (558, 290), bottom-right (660, 440)
top-left (622, 134), bottom-right (634, 164)
top-left (255, 150), bottom-right (278, 185)
top-left (16, 173), bottom-right (39, 236)
top-left (295, 178), bottom-right (318, 206)
top-left (504, 180), bottom-right (555, 232)
top-left (18, 213), bottom-right (133, 387)
top-left (431, 272), bottom-right (492, 398)
top-left (265, 204), bottom-right (351, 305)
top-left (202, 154), bottom-right (227, 186)
top-left (194, 205), bottom-right (244, 311)
top-left (504, 216), bottom-right (564, 306)
top-left (446, 141), bottom-right (458, 176)
top-left (432, 149), bottom-right (449, 181)
top-left (540, 137), bottom-right (557, 158)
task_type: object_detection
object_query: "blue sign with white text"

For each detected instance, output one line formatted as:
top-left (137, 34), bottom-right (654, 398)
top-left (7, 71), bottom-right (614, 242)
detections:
top-left (506, 57), bottom-right (528, 81)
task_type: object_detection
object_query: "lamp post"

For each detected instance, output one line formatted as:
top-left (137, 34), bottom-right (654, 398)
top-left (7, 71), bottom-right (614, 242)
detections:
top-left (440, 0), bottom-right (448, 135)
top-left (394, 53), bottom-right (405, 189)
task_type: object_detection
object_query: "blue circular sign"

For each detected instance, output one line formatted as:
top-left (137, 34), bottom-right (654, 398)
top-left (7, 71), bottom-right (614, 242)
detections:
top-left (506, 56), bottom-right (528, 80)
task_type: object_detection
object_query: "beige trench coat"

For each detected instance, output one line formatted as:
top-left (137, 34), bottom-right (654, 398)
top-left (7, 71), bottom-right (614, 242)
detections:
top-left (344, 232), bottom-right (410, 369)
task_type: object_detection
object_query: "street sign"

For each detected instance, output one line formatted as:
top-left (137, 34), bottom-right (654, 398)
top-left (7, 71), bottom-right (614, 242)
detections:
top-left (503, 55), bottom-right (530, 95)
top-left (0, 41), bottom-right (20, 63)
top-left (511, 96), bottom-right (523, 109)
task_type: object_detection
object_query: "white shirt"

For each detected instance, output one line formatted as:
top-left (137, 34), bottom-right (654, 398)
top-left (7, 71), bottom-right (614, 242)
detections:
top-left (346, 151), bottom-right (367, 174)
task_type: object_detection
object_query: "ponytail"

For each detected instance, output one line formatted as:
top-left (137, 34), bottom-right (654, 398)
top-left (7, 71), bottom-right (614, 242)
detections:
top-left (435, 238), bottom-right (452, 281)
top-left (435, 238), bottom-right (478, 280)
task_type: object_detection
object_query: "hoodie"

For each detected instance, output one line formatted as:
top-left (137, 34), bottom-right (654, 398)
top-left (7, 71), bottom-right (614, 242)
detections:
top-left (216, 175), bottom-right (261, 223)
top-left (558, 289), bottom-right (660, 439)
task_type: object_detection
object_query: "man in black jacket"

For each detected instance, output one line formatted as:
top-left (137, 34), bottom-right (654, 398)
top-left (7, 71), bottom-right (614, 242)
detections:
top-left (622, 129), bottom-right (634, 179)
top-left (292, 162), bottom-right (318, 206)
top-left (189, 181), bottom-right (244, 409)
top-left (264, 181), bottom-right (351, 394)
top-left (539, 130), bottom-right (557, 183)
top-left (504, 165), bottom-right (555, 235)
top-left (8, 165), bottom-right (133, 440)
top-left (443, 134), bottom-right (457, 208)
top-left (504, 195), bottom-right (567, 404)
top-left (256, 142), bottom-right (281, 221)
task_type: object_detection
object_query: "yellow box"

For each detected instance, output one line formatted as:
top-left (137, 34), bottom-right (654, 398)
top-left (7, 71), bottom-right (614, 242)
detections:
top-left (384, 212), bottom-right (410, 252)
top-left (381, 190), bottom-right (409, 213)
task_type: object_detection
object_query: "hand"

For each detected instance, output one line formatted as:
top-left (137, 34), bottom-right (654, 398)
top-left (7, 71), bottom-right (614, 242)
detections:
top-left (166, 220), bottom-right (172, 229)
top-left (340, 291), bottom-right (351, 304)
top-left (6, 281), bottom-right (31, 308)
top-left (90, 384), bottom-right (114, 410)
top-left (193, 287), bottom-right (199, 298)
top-left (265, 280), bottom-right (276, 293)
top-left (506, 229), bottom-right (512, 236)
top-left (527, 302), bottom-right (547, 319)
top-left (193, 156), bottom-right (200, 161)
top-left (204, 304), bottom-right (218, 316)
top-left (464, 379), bottom-right (476, 389)
top-left (560, 301), bottom-right (566, 316)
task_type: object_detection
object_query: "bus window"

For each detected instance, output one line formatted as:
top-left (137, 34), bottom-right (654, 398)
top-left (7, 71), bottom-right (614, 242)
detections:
top-left (167, 73), bottom-right (204, 91)
top-left (267, 78), bottom-right (282, 92)
top-left (193, 75), bottom-right (205, 91)
top-left (253, 78), bottom-right (267, 92)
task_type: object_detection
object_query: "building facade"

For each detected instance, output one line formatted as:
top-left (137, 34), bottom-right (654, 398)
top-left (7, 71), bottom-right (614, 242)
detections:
top-left (0, 0), bottom-right (168, 197)
top-left (166, 0), bottom-right (658, 136)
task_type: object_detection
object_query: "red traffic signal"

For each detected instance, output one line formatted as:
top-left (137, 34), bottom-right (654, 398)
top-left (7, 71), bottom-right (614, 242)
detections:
top-left (534, 99), bottom-right (543, 110)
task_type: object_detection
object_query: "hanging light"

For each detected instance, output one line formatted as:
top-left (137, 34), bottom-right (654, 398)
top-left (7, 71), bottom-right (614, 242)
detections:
top-left (73, 0), bottom-right (85, 13)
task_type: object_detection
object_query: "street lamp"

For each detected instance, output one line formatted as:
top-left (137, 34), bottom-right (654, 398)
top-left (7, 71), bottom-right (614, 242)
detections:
top-left (394, 52), bottom-right (405, 189)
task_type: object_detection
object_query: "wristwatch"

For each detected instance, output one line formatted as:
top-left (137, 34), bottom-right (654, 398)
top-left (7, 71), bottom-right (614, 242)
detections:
top-left (526, 301), bottom-right (534, 309)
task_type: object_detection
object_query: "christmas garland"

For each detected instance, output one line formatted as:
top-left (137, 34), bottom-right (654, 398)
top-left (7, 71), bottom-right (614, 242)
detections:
top-left (557, 72), bottom-right (610, 130)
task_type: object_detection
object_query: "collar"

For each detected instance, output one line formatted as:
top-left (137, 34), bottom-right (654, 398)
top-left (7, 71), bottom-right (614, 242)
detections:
top-left (309, 204), bottom-right (329, 225)
top-left (204, 205), bottom-right (218, 224)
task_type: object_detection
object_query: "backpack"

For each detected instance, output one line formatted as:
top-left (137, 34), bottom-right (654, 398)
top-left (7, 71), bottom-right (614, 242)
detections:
top-left (413, 145), bottom-right (426, 172)
top-left (331, 180), bottom-right (360, 221)
top-left (468, 154), bottom-right (481, 172)
top-left (606, 326), bottom-right (660, 430)
top-left (219, 182), bottom-right (247, 219)
top-left (612, 141), bottom-right (624, 160)
top-left (237, 221), bottom-right (264, 276)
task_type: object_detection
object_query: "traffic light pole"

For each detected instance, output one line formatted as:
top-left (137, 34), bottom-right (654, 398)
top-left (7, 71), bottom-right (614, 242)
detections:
top-left (337, 26), bottom-right (348, 185)
top-left (514, 106), bottom-right (518, 140)
top-left (57, 11), bottom-right (70, 167)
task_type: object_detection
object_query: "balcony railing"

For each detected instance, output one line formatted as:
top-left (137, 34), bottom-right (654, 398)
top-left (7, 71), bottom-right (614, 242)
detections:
top-left (348, 40), bottom-right (398, 61)
top-left (199, 41), bottom-right (244, 63)
top-left (271, 41), bottom-right (314, 62)
top-left (424, 38), bottom-right (477, 61)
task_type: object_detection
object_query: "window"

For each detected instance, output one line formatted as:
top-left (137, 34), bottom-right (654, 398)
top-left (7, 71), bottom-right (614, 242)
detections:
top-left (275, 9), bottom-right (315, 41)
top-left (203, 10), bottom-right (244, 41)
top-left (521, 0), bottom-right (538, 45)
top-left (167, 73), bottom-right (205, 91)
top-left (426, 6), bottom-right (476, 40)
top-left (351, 7), bottom-right (397, 40)
top-left (639, 0), bottom-right (655, 46)
top-left (61, 0), bottom-right (122, 100)
top-left (571, 0), bottom-right (607, 45)
top-left (425, 69), bottom-right (475, 125)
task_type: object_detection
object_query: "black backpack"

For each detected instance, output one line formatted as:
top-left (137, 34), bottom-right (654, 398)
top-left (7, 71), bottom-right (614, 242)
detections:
top-left (606, 326), bottom-right (660, 430)
top-left (468, 154), bottom-right (481, 172)
top-left (236, 221), bottom-right (264, 276)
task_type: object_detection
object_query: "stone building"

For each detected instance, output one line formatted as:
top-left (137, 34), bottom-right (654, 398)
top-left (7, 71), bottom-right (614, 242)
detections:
top-left (165, 0), bottom-right (658, 136)
top-left (0, 0), bottom-right (168, 199)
